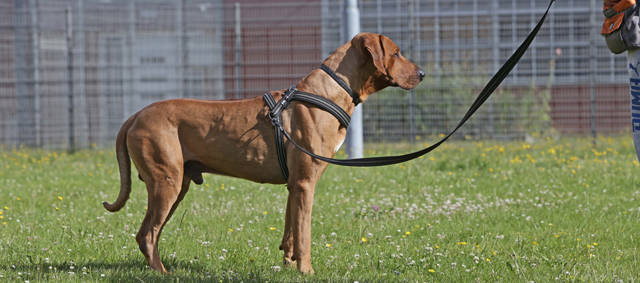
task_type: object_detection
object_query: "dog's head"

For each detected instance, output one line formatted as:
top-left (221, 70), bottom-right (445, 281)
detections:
top-left (353, 33), bottom-right (424, 91)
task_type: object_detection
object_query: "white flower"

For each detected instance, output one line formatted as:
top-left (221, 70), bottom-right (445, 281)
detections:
top-left (271, 266), bottom-right (281, 272)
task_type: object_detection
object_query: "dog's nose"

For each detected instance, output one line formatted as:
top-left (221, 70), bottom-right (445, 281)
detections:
top-left (418, 69), bottom-right (426, 81)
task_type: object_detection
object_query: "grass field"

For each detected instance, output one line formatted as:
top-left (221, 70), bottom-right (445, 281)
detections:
top-left (1, 136), bottom-right (640, 282)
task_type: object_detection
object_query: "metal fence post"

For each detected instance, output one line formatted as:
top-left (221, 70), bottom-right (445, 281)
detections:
top-left (180, 0), bottom-right (189, 99)
top-left (75, 0), bottom-right (87, 148)
top-left (235, 3), bottom-right (243, 99)
top-left (409, 0), bottom-right (415, 143)
top-left (344, 0), bottom-right (362, 158)
top-left (30, 0), bottom-right (41, 147)
top-left (490, 0), bottom-right (498, 139)
top-left (66, 7), bottom-right (75, 152)
top-left (589, 0), bottom-right (597, 145)
top-left (14, 0), bottom-right (34, 146)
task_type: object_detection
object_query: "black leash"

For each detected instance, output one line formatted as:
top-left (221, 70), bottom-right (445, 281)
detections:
top-left (264, 0), bottom-right (554, 175)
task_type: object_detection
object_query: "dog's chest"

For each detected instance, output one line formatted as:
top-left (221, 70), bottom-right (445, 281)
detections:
top-left (334, 137), bottom-right (345, 153)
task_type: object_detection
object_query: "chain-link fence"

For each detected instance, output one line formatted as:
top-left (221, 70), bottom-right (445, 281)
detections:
top-left (0, 0), bottom-right (628, 148)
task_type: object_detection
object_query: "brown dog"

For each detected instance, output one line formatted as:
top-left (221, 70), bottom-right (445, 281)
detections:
top-left (103, 32), bottom-right (424, 274)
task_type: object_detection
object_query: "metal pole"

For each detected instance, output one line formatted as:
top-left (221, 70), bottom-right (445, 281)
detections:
top-left (14, 0), bottom-right (33, 146)
top-left (589, 0), bottom-right (597, 145)
top-left (180, 0), bottom-right (189, 98)
top-left (126, 0), bottom-right (135, 119)
top-left (489, 0), bottom-right (498, 139)
top-left (75, 0), bottom-right (87, 148)
top-left (66, 7), bottom-right (75, 152)
top-left (30, 0), bottom-right (40, 147)
top-left (409, 0), bottom-right (415, 143)
top-left (343, 0), bottom-right (362, 158)
top-left (234, 2), bottom-right (243, 99)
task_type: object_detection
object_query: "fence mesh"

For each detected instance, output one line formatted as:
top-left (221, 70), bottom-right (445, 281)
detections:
top-left (0, 0), bottom-right (629, 148)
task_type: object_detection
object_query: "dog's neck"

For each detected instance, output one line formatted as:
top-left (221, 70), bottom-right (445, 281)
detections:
top-left (296, 43), bottom-right (388, 115)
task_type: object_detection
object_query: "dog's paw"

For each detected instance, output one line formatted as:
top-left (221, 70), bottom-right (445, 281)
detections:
top-left (297, 264), bottom-right (314, 275)
top-left (283, 257), bottom-right (297, 268)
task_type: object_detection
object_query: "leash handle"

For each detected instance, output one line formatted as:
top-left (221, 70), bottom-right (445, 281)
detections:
top-left (275, 0), bottom-right (555, 167)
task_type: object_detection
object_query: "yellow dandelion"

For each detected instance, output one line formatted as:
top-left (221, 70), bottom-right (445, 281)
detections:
top-left (533, 242), bottom-right (538, 245)
top-left (250, 258), bottom-right (254, 261)
top-left (406, 231), bottom-right (411, 235)
top-left (577, 238), bottom-right (581, 241)
top-left (4, 206), bottom-right (8, 210)
top-left (270, 227), bottom-right (276, 231)
top-left (361, 237), bottom-right (367, 242)
top-left (16, 198), bottom-right (20, 201)
top-left (428, 269), bottom-right (435, 273)
top-left (57, 196), bottom-right (62, 201)
top-left (326, 244), bottom-right (331, 248)
top-left (228, 228), bottom-right (233, 232)
top-left (555, 234), bottom-right (559, 238)
top-left (486, 258), bottom-right (491, 262)
top-left (593, 243), bottom-right (598, 246)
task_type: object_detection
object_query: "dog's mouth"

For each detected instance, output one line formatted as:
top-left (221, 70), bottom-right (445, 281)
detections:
top-left (397, 76), bottom-right (421, 90)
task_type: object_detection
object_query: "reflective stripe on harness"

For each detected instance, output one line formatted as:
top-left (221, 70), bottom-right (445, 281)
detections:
top-left (263, 85), bottom-right (351, 180)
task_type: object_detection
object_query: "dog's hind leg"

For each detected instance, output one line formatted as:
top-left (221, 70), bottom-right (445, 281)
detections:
top-left (279, 190), bottom-right (296, 268)
top-left (131, 137), bottom-right (185, 273)
top-left (136, 175), bottom-right (190, 273)
top-left (136, 177), bottom-right (181, 273)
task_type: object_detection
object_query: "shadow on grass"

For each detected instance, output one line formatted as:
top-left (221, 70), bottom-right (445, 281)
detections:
top-left (1, 258), bottom-right (302, 282)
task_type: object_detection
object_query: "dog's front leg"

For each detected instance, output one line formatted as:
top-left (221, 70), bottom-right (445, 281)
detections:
top-left (289, 179), bottom-right (316, 275)
top-left (279, 190), bottom-right (296, 267)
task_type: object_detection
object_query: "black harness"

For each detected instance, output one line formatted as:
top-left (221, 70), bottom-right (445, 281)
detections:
top-left (262, 66), bottom-right (353, 180)
top-left (264, 0), bottom-right (554, 181)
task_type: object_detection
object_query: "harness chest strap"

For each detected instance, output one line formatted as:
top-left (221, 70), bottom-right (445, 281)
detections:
top-left (263, 85), bottom-right (351, 180)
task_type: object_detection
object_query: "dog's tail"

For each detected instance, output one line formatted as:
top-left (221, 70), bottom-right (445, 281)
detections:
top-left (102, 113), bottom-right (137, 212)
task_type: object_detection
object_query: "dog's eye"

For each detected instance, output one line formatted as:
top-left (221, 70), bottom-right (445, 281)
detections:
top-left (394, 52), bottom-right (400, 58)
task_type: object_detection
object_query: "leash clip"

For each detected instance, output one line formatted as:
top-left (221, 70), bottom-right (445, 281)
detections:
top-left (271, 117), bottom-right (285, 132)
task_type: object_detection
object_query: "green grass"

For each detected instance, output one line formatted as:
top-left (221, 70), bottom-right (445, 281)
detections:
top-left (1, 136), bottom-right (640, 282)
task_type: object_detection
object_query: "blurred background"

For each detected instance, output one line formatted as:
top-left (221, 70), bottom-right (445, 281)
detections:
top-left (0, 0), bottom-right (626, 149)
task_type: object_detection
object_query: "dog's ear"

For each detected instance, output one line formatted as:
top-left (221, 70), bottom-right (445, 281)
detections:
top-left (361, 34), bottom-right (388, 76)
